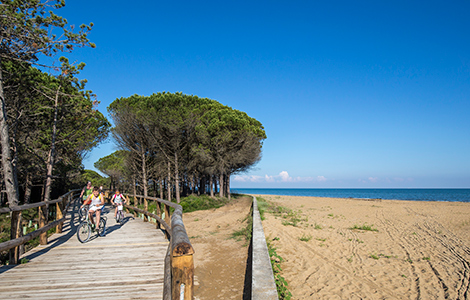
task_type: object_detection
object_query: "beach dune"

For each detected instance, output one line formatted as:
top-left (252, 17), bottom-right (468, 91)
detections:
top-left (259, 195), bottom-right (470, 300)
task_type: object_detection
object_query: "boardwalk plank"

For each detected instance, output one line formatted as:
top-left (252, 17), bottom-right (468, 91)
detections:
top-left (0, 201), bottom-right (168, 300)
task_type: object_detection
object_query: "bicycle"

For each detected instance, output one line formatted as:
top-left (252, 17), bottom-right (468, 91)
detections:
top-left (116, 204), bottom-right (124, 224)
top-left (77, 207), bottom-right (107, 243)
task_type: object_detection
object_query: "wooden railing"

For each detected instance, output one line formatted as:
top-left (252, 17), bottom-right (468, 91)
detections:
top-left (0, 189), bottom-right (80, 264)
top-left (0, 189), bottom-right (194, 299)
top-left (122, 194), bottom-right (195, 300)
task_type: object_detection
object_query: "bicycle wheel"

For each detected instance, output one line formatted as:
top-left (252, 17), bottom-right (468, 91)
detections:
top-left (117, 210), bottom-right (123, 224)
top-left (78, 205), bottom-right (88, 222)
top-left (77, 222), bottom-right (91, 243)
top-left (98, 218), bottom-right (106, 237)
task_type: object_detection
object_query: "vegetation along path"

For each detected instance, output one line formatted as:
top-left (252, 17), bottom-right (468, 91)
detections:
top-left (0, 200), bottom-right (168, 299)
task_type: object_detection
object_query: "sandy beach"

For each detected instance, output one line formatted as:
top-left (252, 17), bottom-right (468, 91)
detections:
top-left (259, 194), bottom-right (470, 300)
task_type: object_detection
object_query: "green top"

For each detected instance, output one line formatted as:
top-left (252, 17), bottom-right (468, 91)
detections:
top-left (83, 187), bottom-right (93, 199)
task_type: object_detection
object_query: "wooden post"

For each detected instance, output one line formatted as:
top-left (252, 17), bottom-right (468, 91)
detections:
top-left (56, 197), bottom-right (63, 233)
top-left (38, 204), bottom-right (47, 245)
top-left (156, 200), bottom-right (162, 229)
top-left (9, 210), bottom-right (21, 264)
top-left (170, 208), bottom-right (194, 300)
top-left (171, 254), bottom-right (194, 300)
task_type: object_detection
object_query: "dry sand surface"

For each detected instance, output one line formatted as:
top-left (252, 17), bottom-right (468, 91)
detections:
top-left (258, 194), bottom-right (470, 300)
top-left (183, 196), bottom-right (252, 300)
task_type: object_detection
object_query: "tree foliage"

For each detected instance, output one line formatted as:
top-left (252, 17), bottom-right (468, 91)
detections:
top-left (0, 1), bottom-right (108, 205)
top-left (94, 150), bottom-right (127, 190)
top-left (108, 92), bottom-right (266, 202)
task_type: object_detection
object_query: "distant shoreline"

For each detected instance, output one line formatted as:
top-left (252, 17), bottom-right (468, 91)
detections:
top-left (231, 188), bottom-right (470, 202)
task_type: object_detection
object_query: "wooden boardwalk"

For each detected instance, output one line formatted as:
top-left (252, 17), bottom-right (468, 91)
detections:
top-left (0, 200), bottom-right (169, 299)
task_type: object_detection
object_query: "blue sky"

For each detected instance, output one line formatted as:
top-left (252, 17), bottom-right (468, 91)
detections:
top-left (58, 1), bottom-right (470, 188)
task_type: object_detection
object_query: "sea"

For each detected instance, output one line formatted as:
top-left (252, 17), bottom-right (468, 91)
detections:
top-left (230, 188), bottom-right (470, 203)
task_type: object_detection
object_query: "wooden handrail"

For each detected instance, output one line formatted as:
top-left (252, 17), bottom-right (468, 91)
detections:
top-left (0, 190), bottom-right (79, 214)
top-left (0, 189), bottom-right (81, 264)
top-left (122, 194), bottom-right (194, 300)
top-left (0, 217), bottom-right (66, 252)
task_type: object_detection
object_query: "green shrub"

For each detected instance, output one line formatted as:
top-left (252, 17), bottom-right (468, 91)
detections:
top-left (180, 195), bottom-right (230, 213)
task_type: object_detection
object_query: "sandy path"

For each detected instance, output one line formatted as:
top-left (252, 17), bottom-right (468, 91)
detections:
top-left (183, 196), bottom-right (252, 300)
top-left (258, 195), bottom-right (470, 300)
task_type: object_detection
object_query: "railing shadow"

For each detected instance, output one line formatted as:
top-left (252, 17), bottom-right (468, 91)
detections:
top-left (21, 199), bottom-right (82, 260)
top-left (0, 198), bottom-right (82, 273)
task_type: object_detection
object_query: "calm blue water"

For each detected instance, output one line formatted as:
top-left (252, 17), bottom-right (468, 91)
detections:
top-left (230, 188), bottom-right (470, 202)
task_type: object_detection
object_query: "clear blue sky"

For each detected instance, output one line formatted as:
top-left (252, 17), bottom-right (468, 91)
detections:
top-left (58, 0), bottom-right (470, 188)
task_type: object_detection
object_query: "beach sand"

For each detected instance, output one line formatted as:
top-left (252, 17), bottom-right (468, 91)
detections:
top-left (258, 194), bottom-right (470, 300)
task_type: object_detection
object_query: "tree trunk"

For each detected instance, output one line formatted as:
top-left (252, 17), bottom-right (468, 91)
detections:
top-left (133, 174), bottom-right (137, 205)
top-left (141, 150), bottom-right (148, 197)
top-left (219, 173), bottom-right (224, 197)
top-left (24, 172), bottom-right (32, 204)
top-left (197, 176), bottom-right (201, 196)
top-left (199, 176), bottom-right (206, 196)
top-left (160, 179), bottom-right (164, 199)
top-left (43, 85), bottom-right (61, 202)
top-left (174, 152), bottom-right (180, 203)
top-left (0, 62), bottom-right (22, 264)
top-left (167, 161), bottom-right (172, 202)
top-left (141, 150), bottom-right (148, 221)
top-left (209, 175), bottom-right (214, 197)
top-left (226, 174), bottom-right (231, 200)
top-left (0, 63), bottom-right (20, 207)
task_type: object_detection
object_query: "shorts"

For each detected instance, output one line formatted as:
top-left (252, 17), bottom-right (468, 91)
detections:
top-left (89, 205), bottom-right (103, 212)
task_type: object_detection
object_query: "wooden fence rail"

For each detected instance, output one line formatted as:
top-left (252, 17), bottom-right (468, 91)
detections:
top-left (0, 189), bottom-right (80, 264)
top-left (122, 194), bottom-right (194, 300)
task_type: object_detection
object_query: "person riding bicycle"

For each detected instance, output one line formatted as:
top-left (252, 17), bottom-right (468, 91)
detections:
top-left (84, 187), bottom-right (105, 232)
top-left (111, 188), bottom-right (128, 220)
top-left (79, 181), bottom-right (93, 203)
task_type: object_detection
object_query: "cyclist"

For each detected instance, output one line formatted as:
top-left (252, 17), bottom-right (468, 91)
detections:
top-left (84, 186), bottom-right (105, 232)
top-left (111, 188), bottom-right (128, 220)
top-left (79, 181), bottom-right (93, 203)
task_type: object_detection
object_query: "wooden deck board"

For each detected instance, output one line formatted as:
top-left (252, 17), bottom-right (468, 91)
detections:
top-left (0, 201), bottom-right (168, 299)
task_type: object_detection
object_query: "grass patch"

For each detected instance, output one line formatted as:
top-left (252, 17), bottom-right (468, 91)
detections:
top-left (20, 258), bottom-right (29, 264)
top-left (350, 223), bottom-right (378, 232)
top-left (256, 197), bottom-right (269, 220)
top-left (180, 194), bottom-right (230, 213)
top-left (370, 253), bottom-right (394, 260)
top-left (229, 206), bottom-right (253, 246)
top-left (299, 234), bottom-right (312, 242)
top-left (267, 239), bottom-right (292, 300)
top-left (132, 194), bottom-right (235, 215)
